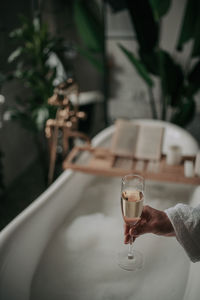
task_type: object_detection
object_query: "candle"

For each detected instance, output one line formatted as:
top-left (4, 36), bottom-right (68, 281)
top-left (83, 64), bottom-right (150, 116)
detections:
top-left (166, 145), bottom-right (182, 165)
top-left (184, 160), bottom-right (194, 177)
top-left (195, 151), bottom-right (200, 177)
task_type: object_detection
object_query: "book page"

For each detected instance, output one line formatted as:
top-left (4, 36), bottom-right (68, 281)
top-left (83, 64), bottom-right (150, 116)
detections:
top-left (110, 119), bottom-right (139, 157)
top-left (135, 125), bottom-right (164, 160)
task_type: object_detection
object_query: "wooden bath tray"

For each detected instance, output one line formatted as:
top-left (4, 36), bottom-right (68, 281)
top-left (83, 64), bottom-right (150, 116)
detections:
top-left (62, 145), bottom-right (200, 185)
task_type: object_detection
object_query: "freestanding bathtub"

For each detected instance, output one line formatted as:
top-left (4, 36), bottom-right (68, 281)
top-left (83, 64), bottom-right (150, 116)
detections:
top-left (0, 119), bottom-right (199, 300)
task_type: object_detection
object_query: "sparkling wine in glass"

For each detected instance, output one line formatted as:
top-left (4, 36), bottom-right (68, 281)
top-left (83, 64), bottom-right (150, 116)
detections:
top-left (118, 174), bottom-right (145, 271)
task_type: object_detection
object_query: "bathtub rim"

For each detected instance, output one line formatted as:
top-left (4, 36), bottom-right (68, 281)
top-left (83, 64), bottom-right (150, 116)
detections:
top-left (0, 118), bottom-right (198, 242)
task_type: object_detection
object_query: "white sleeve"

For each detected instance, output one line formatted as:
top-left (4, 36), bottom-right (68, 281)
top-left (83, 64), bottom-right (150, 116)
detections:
top-left (165, 204), bottom-right (200, 262)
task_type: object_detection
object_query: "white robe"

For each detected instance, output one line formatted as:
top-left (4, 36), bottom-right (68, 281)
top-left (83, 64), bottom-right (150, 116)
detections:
top-left (165, 204), bottom-right (200, 262)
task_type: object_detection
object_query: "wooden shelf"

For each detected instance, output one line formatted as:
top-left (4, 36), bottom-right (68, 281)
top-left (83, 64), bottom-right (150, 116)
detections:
top-left (62, 146), bottom-right (200, 185)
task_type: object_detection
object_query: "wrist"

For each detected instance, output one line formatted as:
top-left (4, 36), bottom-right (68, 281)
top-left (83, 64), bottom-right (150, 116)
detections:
top-left (162, 211), bottom-right (175, 236)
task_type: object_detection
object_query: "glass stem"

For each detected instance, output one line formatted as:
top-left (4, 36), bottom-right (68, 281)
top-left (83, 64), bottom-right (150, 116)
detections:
top-left (128, 236), bottom-right (134, 259)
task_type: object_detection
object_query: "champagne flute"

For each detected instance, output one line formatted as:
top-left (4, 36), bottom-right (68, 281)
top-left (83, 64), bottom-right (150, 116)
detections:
top-left (118, 174), bottom-right (145, 271)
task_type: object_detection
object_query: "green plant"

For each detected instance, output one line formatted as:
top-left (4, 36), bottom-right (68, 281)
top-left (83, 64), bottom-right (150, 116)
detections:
top-left (73, 0), bottom-right (104, 73)
top-left (7, 14), bottom-right (67, 132)
top-left (6, 14), bottom-right (68, 183)
top-left (73, 0), bottom-right (110, 126)
top-left (116, 0), bottom-right (200, 127)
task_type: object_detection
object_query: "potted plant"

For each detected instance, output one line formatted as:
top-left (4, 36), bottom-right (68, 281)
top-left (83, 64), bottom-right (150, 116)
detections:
top-left (108, 0), bottom-right (200, 127)
top-left (5, 14), bottom-right (69, 183)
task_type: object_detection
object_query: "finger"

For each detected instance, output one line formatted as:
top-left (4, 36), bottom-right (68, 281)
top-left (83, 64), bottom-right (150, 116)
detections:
top-left (124, 233), bottom-right (130, 244)
top-left (124, 234), bottom-right (136, 244)
top-left (140, 205), bottom-right (152, 220)
top-left (128, 205), bottom-right (153, 237)
top-left (129, 221), bottom-right (152, 236)
top-left (124, 223), bottom-right (130, 235)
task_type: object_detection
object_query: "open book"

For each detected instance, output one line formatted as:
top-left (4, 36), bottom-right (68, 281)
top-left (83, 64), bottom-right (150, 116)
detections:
top-left (110, 119), bottom-right (164, 161)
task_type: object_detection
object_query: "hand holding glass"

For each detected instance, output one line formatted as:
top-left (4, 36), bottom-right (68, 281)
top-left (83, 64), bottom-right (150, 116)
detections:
top-left (118, 174), bottom-right (145, 271)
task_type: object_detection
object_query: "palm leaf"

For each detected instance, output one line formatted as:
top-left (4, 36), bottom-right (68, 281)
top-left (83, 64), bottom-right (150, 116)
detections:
top-left (191, 2), bottom-right (200, 57)
top-left (149, 0), bottom-right (171, 21)
top-left (170, 97), bottom-right (196, 127)
top-left (139, 49), bottom-right (159, 76)
top-left (158, 50), bottom-right (184, 105)
top-left (176, 0), bottom-right (199, 50)
top-left (118, 44), bottom-right (154, 87)
top-left (126, 0), bottom-right (159, 52)
top-left (76, 46), bottom-right (104, 74)
top-left (74, 0), bottom-right (103, 52)
top-left (186, 60), bottom-right (200, 95)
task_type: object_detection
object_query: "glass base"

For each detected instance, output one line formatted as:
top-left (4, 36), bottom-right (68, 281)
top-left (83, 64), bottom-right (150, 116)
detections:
top-left (118, 249), bottom-right (143, 271)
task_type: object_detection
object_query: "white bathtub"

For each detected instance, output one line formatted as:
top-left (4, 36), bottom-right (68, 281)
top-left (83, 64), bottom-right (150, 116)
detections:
top-left (0, 119), bottom-right (199, 300)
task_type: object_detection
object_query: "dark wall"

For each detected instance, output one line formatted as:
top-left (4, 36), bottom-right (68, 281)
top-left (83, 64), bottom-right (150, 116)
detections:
top-left (0, 1), bottom-right (32, 71)
top-left (0, 0), bottom-right (103, 187)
